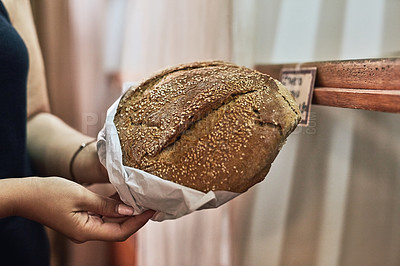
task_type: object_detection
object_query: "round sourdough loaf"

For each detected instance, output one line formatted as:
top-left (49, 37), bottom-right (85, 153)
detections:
top-left (114, 61), bottom-right (300, 193)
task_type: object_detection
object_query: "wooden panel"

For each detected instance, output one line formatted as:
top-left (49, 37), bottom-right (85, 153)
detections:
top-left (313, 87), bottom-right (400, 113)
top-left (255, 58), bottom-right (400, 113)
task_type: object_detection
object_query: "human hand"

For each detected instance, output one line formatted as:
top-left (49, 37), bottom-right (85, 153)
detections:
top-left (12, 177), bottom-right (154, 243)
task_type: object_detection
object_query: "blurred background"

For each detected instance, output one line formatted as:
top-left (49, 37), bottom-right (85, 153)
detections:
top-left (30, 0), bottom-right (400, 265)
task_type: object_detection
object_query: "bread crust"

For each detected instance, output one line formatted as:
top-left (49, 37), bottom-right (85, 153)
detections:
top-left (114, 61), bottom-right (300, 193)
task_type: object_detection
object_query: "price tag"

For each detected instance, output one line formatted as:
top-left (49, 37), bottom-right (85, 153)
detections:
top-left (280, 67), bottom-right (317, 126)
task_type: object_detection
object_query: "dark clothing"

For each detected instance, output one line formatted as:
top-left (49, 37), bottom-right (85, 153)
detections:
top-left (0, 1), bottom-right (50, 265)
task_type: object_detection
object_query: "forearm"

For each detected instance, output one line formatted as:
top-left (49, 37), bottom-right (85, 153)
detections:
top-left (27, 112), bottom-right (108, 183)
top-left (0, 177), bottom-right (31, 218)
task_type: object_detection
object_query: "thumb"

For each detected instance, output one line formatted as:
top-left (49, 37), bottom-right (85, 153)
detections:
top-left (86, 192), bottom-right (134, 217)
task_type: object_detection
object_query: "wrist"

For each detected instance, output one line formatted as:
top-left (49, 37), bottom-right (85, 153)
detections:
top-left (71, 140), bottom-right (109, 184)
top-left (70, 139), bottom-right (96, 183)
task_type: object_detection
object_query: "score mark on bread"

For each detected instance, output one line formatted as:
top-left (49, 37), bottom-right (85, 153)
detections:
top-left (114, 61), bottom-right (300, 193)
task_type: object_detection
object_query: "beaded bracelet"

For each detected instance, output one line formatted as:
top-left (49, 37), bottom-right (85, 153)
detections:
top-left (69, 139), bottom-right (97, 182)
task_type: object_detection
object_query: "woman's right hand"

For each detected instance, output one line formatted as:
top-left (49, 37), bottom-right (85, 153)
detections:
top-left (0, 177), bottom-right (154, 243)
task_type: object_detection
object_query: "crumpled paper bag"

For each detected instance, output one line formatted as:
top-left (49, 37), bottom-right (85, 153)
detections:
top-left (97, 83), bottom-right (240, 221)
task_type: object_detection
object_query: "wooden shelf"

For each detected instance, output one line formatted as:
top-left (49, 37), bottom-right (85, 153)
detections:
top-left (255, 58), bottom-right (400, 113)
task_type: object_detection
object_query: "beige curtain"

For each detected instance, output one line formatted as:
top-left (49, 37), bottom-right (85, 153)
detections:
top-left (30, 0), bottom-right (79, 129)
top-left (119, 0), bottom-right (232, 82)
top-left (30, 1), bottom-right (118, 265)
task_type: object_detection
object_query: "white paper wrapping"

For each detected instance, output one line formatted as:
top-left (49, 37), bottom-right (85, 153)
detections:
top-left (97, 83), bottom-right (240, 221)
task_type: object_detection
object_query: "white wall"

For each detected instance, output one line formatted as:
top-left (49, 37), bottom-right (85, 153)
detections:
top-left (233, 0), bottom-right (400, 265)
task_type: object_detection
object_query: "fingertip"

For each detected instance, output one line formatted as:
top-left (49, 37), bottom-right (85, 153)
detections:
top-left (141, 210), bottom-right (156, 220)
top-left (116, 204), bottom-right (135, 216)
top-left (131, 210), bottom-right (156, 225)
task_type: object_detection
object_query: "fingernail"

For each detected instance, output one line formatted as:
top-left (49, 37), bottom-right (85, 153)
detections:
top-left (117, 204), bottom-right (134, 216)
